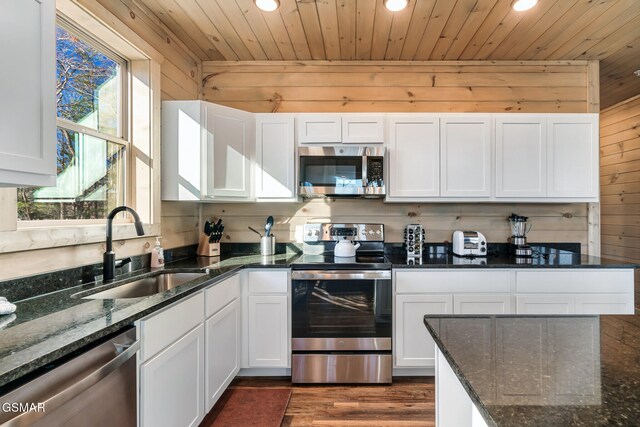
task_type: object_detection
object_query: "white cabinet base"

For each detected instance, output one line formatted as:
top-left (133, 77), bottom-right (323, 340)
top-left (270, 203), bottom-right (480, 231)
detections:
top-left (140, 325), bottom-right (205, 427)
top-left (436, 348), bottom-right (488, 427)
top-left (205, 299), bottom-right (241, 412)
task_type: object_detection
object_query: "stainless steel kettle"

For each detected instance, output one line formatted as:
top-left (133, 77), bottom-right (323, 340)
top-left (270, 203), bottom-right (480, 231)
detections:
top-left (334, 239), bottom-right (361, 257)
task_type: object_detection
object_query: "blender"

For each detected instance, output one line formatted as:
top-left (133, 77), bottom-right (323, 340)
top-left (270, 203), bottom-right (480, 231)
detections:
top-left (508, 213), bottom-right (532, 258)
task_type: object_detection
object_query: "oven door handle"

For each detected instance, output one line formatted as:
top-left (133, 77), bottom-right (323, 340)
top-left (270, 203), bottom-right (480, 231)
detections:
top-left (291, 270), bottom-right (391, 280)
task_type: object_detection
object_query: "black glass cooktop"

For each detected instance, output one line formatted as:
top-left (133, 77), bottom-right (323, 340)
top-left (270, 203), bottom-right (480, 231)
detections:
top-left (291, 253), bottom-right (390, 270)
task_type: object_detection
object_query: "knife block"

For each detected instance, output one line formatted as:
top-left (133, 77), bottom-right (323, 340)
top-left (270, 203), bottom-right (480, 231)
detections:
top-left (197, 235), bottom-right (220, 257)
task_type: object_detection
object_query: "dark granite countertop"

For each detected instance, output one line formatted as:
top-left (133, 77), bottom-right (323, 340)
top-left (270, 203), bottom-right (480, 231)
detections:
top-left (424, 314), bottom-right (640, 426)
top-left (0, 253), bottom-right (299, 392)
top-left (387, 244), bottom-right (639, 268)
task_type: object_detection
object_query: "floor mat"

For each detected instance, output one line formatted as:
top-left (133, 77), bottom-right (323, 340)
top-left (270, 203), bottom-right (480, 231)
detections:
top-left (207, 388), bottom-right (291, 427)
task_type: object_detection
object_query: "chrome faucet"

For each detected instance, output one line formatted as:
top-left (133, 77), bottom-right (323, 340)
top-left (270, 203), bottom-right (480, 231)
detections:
top-left (104, 206), bottom-right (145, 282)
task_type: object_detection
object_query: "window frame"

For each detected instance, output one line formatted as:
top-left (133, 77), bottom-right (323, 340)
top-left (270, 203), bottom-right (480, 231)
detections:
top-left (0, 0), bottom-right (164, 252)
top-left (18, 17), bottom-right (132, 227)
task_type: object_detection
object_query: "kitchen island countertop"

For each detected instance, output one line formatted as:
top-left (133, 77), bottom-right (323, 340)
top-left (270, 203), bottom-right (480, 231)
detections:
top-left (424, 314), bottom-right (640, 426)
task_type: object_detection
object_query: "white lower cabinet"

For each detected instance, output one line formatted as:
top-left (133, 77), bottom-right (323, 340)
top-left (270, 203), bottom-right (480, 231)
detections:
top-left (517, 294), bottom-right (575, 314)
top-left (395, 294), bottom-right (453, 368)
top-left (140, 324), bottom-right (205, 427)
top-left (575, 294), bottom-right (633, 314)
top-left (395, 268), bottom-right (635, 372)
top-left (243, 269), bottom-right (291, 369)
top-left (436, 349), bottom-right (488, 427)
top-left (454, 294), bottom-right (512, 314)
top-left (247, 295), bottom-right (289, 367)
top-left (205, 299), bottom-right (241, 412)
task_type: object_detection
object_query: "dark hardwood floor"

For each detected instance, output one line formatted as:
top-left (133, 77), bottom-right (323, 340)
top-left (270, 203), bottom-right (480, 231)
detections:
top-left (201, 377), bottom-right (436, 426)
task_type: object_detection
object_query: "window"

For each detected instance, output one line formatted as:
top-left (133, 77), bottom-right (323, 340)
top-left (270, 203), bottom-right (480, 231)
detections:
top-left (18, 22), bottom-right (128, 221)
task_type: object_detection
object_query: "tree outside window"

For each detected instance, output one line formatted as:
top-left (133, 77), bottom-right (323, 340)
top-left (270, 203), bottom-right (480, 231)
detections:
top-left (18, 23), bottom-right (127, 221)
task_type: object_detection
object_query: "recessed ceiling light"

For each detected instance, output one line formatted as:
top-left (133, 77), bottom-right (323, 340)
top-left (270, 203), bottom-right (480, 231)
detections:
top-left (512, 0), bottom-right (538, 11)
top-left (384, 0), bottom-right (409, 12)
top-left (254, 0), bottom-right (279, 12)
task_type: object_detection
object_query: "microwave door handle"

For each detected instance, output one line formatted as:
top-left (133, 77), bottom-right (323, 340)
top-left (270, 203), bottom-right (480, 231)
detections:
top-left (362, 155), bottom-right (368, 187)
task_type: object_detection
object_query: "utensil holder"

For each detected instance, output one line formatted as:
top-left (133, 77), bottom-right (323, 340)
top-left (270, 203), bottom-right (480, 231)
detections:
top-left (197, 235), bottom-right (220, 257)
top-left (260, 236), bottom-right (275, 256)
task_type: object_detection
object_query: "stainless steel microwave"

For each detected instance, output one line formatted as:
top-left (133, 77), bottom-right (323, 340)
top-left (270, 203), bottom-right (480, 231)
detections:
top-left (298, 146), bottom-right (385, 198)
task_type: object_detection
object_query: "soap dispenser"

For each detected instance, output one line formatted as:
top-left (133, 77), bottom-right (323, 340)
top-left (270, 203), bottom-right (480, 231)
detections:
top-left (151, 237), bottom-right (165, 268)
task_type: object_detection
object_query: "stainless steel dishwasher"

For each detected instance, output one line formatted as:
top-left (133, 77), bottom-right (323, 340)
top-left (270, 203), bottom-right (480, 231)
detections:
top-left (0, 327), bottom-right (139, 427)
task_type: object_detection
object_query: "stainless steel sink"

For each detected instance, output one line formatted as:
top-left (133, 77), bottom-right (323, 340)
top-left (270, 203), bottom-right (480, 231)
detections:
top-left (82, 272), bottom-right (207, 299)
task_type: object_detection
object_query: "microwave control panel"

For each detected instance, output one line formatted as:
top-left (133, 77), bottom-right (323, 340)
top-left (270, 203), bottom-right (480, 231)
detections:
top-left (366, 157), bottom-right (384, 185)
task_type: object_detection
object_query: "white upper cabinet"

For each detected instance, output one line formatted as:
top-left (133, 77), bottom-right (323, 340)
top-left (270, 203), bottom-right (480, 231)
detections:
top-left (440, 116), bottom-right (492, 197)
top-left (547, 114), bottom-right (599, 199)
top-left (162, 101), bottom-right (254, 201)
top-left (0, 0), bottom-right (56, 187)
top-left (297, 114), bottom-right (342, 143)
top-left (255, 114), bottom-right (296, 200)
top-left (495, 115), bottom-right (547, 198)
top-left (341, 114), bottom-right (385, 143)
top-left (297, 113), bottom-right (384, 144)
top-left (204, 103), bottom-right (253, 199)
top-left (386, 115), bottom-right (439, 200)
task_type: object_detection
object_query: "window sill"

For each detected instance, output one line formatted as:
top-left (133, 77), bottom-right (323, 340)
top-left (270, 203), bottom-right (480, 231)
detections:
top-left (0, 223), bottom-right (161, 254)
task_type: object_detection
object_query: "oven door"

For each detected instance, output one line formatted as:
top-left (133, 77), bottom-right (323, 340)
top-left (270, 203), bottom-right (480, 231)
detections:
top-left (291, 270), bottom-right (391, 351)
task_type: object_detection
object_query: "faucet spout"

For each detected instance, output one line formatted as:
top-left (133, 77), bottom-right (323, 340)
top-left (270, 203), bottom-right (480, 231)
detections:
top-left (104, 206), bottom-right (145, 282)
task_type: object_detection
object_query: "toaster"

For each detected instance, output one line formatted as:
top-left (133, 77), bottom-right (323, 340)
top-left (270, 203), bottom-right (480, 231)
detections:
top-left (452, 231), bottom-right (488, 257)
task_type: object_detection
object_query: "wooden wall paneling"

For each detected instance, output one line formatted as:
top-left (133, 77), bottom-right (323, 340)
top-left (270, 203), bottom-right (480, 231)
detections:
top-left (129, 0), bottom-right (212, 60)
top-left (233, 0), bottom-right (284, 60)
top-left (316, 0), bottom-right (341, 60)
top-left (430, 0), bottom-right (480, 60)
top-left (254, 0), bottom-right (296, 60)
top-left (216, 0), bottom-right (268, 60)
top-left (278, 0), bottom-right (312, 59)
top-left (599, 46), bottom-right (640, 110)
top-left (550, 0), bottom-right (640, 60)
top-left (587, 61), bottom-right (600, 113)
top-left (203, 201), bottom-right (589, 253)
top-left (444, 0), bottom-right (496, 60)
top-left (575, 14), bottom-right (640, 62)
top-left (0, 190), bottom-right (17, 232)
top-left (398, 0), bottom-right (435, 60)
top-left (414, 0), bottom-right (457, 59)
top-left (355, 0), bottom-right (376, 60)
top-left (201, 60), bottom-right (591, 113)
top-left (471, 3), bottom-right (527, 59)
top-left (124, 0), bottom-right (211, 60)
top-left (505, 0), bottom-right (582, 59)
top-left (385, 0), bottom-right (417, 60)
top-left (163, 0), bottom-right (238, 60)
top-left (193, 0), bottom-right (253, 60)
top-left (94, 0), bottom-right (201, 100)
top-left (297, 0), bottom-right (326, 59)
top-left (459, 0), bottom-right (512, 60)
top-left (600, 95), bottom-right (640, 265)
top-left (601, 149), bottom-right (640, 168)
top-left (528, 0), bottom-right (622, 60)
top-left (487, 0), bottom-right (565, 59)
top-left (203, 86), bottom-right (587, 103)
top-left (336, 0), bottom-right (356, 60)
top-left (601, 113), bottom-right (640, 138)
top-left (370, 0), bottom-right (393, 60)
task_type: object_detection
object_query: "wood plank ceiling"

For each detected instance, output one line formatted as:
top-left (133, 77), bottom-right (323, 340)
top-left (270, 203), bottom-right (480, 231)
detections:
top-left (136, 0), bottom-right (640, 109)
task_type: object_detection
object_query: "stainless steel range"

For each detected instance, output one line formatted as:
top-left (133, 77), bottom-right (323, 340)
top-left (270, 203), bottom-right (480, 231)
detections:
top-left (291, 223), bottom-right (392, 384)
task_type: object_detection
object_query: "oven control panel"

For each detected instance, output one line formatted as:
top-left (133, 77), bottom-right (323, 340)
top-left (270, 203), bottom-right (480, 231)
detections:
top-left (303, 223), bottom-right (385, 242)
